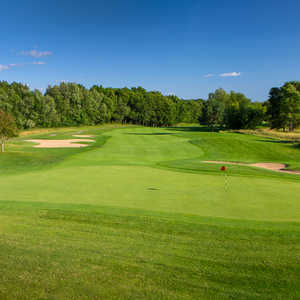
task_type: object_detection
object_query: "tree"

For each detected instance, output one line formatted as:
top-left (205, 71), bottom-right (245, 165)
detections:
top-left (281, 83), bottom-right (300, 131)
top-left (222, 92), bottom-right (264, 129)
top-left (0, 110), bottom-right (18, 152)
top-left (203, 89), bottom-right (226, 130)
top-left (265, 87), bottom-right (286, 130)
top-left (245, 102), bottom-right (265, 129)
top-left (179, 99), bottom-right (203, 123)
top-left (0, 80), bottom-right (275, 131)
top-left (266, 81), bottom-right (300, 131)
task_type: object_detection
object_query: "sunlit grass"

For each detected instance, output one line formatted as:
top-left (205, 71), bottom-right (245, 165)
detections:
top-left (1, 125), bottom-right (300, 299)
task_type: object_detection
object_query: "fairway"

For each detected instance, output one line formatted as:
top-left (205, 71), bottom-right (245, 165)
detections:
top-left (1, 125), bottom-right (300, 299)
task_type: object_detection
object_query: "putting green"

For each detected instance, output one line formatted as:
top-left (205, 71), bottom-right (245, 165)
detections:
top-left (1, 164), bottom-right (300, 221)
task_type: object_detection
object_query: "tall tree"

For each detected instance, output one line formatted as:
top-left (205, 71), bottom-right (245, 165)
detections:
top-left (205, 98), bottom-right (225, 130)
top-left (266, 81), bottom-right (300, 131)
top-left (203, 89), bottom-right (226, 130)
top-left (281, 82), bottom-right (300, 131)
top-left (0, 110), bottom-right (18, 152)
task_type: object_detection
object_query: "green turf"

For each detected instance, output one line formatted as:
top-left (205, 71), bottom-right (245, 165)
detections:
top-left (1, 125), bottom-right (300, 299)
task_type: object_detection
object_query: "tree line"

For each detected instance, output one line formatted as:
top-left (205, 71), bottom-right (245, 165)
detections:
top-left (0, 80), bottom-right (300, 131)
top-left (0, 82), bottom-right (202, 129)
top-left (201, 88), bottom-right (265, 130)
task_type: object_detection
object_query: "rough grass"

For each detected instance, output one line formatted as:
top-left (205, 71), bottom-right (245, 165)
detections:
top-left (0, 124), bottom-right (300, 299)
top-left (230, 127), bottom-right (300, 142)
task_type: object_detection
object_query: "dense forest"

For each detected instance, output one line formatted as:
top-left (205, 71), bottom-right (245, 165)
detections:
top-left (0, 82), bottom-right (202, 128)
top-left (0, 80), bottom-right (299, 131)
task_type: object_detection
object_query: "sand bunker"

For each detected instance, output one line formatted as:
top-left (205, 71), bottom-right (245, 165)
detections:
top-left (72, 135), bottom-right (95, 138)
top-left (25, 139), bottom-right (95, 148)
top-left (203, 161), bottom-right (300, 175)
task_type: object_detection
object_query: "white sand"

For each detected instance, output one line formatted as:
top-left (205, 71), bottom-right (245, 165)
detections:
top-left (25, 139), bottom-right (95, 148)
top-left (72, 135), bottom-right (95, 138)
top-left (203, 161), bottom-right (300, 175)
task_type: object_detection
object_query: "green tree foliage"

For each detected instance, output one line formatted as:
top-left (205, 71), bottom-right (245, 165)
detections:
top-left (204, 91), bottom-right (225, 130)
top-left (223, 92), bottom-right (265, 129)
top-left (0, 81), bottom-right (204, 129)
top-left (178, 98), bottom-right (204, 123)
top-left (0, 81), bottom-right (266, 131)
top-left (266, 81), bottom-right (300, 131)
top-left (202, 88), bottom-right (264, 130)
top-left (0, 110), bottom-right (18, 152)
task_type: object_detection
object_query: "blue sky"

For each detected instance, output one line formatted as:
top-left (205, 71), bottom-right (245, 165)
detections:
top-left (1, 0), bottom-right (300, 101)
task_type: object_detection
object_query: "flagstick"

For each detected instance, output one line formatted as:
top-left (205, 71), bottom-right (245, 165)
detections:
top-left (220, 165), bottom-right (228, 195)
top-left (225, 172), bottom-right (228, 191)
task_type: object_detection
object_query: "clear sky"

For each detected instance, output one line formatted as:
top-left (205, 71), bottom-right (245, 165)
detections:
top-left (1, 0), bottom-right (300, 101)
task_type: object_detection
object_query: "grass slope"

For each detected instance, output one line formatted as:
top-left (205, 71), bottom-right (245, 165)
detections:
top-left (0, 125), bottom-right (300, 299)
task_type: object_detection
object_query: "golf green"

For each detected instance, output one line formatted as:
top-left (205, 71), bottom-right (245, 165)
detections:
top-left (1, 125), bottom-right (300, 299)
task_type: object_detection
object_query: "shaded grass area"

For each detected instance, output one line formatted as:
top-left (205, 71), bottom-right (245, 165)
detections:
top-left (1, 201), bottom-right (300, 299)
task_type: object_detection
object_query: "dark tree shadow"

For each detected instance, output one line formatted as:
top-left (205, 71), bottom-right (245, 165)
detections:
top-left (124, 132), bottom-right (175, 136)
top-left (257, 139), bottom-right (298, 144)
top-left (293, 143), bottom-right (300, 149)
top-left (165, 126), bottom-right (219, 133)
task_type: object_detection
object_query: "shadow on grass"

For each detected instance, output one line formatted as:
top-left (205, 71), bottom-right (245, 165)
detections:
top-left (124, 132), bottom-right (175, 136)
top-left (258, 139), bottom-right (299, 144)
top-left (293, 143), bottom-right (300, 149)
top-left (165, 126), bottom-right (219, 133)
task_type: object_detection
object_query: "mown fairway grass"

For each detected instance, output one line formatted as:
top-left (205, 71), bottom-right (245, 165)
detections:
top-left (1, 125), bottom-right (300, 299)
